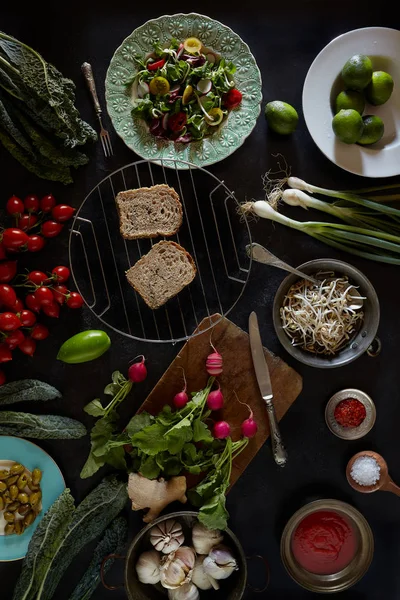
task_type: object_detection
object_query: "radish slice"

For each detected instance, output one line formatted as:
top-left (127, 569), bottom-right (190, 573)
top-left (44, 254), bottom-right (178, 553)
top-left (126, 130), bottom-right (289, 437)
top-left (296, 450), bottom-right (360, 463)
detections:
top-left (162, 114), bottom-right (169, 130)
top-left (137, 81), bottom-right (149, 98)
top-left (206, 53), bottom-right (216, 64)
top-left (197, 79), bottom-right (212, 94)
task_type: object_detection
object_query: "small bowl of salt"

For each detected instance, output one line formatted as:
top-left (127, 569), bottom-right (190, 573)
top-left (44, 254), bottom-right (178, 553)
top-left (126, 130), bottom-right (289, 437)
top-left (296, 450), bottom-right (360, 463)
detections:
top-left (346, 450), bottom-right (400, 496)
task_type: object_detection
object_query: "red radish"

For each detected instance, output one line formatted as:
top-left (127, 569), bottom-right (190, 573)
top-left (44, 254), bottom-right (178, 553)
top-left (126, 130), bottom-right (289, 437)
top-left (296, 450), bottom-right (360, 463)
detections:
top-left (213, 421), bottom-right (230, 439)
top-left (128, 355), bottom-right (147, 383)
top-left (173, 368), bottom-right (189, 408)
top-left (236, 394), bottom-right (258, 438)
top-left (207, 387), bottom-right (224, 411)
top-left (0, 369), bottom-right (5, 385)
top-left (196, 79), bottom-right (212, 94)
top-left (137, 81), bottom-right (150, 98)
top-left (206, 341), bottom-right (223, 376)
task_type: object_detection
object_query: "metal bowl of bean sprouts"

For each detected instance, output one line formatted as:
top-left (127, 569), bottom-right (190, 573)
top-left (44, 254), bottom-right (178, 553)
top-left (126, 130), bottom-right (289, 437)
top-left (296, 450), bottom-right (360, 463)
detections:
top-left (272, 259), bottom-right (380, 369)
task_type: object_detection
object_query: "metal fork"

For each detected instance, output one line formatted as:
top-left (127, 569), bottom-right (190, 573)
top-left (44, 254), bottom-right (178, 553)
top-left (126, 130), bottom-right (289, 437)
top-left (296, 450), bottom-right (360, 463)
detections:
top-left (81, 62), bottom-right (113, 158)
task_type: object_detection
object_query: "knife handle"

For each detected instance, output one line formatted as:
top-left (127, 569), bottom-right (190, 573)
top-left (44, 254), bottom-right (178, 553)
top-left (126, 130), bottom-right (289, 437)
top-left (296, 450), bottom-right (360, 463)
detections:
top-left (266, 403), bottom-right (288, 467)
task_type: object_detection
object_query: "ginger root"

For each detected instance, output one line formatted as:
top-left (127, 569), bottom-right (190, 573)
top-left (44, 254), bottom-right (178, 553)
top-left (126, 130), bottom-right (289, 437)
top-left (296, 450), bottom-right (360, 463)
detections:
top-left (127, 473), bottom-right (187, 523)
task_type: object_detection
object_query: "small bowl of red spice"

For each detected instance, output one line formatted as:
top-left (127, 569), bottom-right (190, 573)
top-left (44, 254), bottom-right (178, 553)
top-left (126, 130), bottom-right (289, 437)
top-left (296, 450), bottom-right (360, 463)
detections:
top-left (325, 388), bottom-right (376, 440)
top-left (280, 499), bottom-right (374, 593)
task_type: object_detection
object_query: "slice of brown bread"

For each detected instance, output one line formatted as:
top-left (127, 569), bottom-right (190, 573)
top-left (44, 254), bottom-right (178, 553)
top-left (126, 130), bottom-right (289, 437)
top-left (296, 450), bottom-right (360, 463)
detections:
top-left (116, 184), bottom-right (183, 239)
top-left (126, 241), bottom-right (197, 310)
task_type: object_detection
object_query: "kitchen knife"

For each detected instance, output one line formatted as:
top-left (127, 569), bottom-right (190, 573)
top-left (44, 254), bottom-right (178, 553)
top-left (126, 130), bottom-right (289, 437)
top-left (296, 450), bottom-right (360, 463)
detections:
top-left (249, 311), bottom-right (288, 467)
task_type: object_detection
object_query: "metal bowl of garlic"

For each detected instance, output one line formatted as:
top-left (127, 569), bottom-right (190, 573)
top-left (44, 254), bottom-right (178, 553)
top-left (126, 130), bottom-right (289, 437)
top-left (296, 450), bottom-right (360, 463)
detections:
top-left (114, 511), bottom-right (248, 600)
top-left (272, 258), bottom-right (380, 369)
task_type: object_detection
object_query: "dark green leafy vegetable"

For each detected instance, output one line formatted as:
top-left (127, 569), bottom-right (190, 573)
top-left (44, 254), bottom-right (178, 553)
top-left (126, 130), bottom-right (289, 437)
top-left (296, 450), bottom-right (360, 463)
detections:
top-left (0, 379), bottom-right (62, 406)
top-left (13, 476), bottom-right (128, 600)
top-left (68, 517), bottom-right (128, 600)
top-left (0, 412), bottom-right (86, 439)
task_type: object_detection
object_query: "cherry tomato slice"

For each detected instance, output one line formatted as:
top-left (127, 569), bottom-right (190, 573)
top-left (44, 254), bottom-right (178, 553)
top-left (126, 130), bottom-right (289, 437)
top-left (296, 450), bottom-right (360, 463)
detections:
top-left (0, 261), bottom-right (17, 284)
top-left (147, 58), bottom-right (166, 71)
top-left (0, 285), bottom-right (17, 308)
top-left (223, 88), bottom-right (243, 109)
top-left (6, 196), bottom-right (24, 216)
top-left (0, 312), bottom-right (22, 331)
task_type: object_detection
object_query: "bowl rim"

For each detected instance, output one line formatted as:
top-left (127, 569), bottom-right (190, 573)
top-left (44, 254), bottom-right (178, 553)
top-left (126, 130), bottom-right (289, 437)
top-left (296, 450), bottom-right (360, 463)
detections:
top-left (272, 258), bottom-right (380, 369)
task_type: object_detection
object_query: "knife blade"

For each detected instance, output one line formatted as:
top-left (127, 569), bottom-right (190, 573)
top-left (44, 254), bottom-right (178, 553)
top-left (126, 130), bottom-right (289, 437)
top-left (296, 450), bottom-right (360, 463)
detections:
top-left (249, 311), bottom-right (288, 467)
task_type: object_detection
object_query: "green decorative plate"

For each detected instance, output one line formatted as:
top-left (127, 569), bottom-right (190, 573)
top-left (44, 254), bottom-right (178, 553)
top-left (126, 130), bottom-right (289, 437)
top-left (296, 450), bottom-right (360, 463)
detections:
top-left (105, 13), bottom-right (262, 168)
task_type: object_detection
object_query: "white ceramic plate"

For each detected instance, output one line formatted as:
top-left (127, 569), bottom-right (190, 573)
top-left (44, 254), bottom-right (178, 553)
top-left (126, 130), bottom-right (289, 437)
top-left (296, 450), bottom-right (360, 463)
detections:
top-left (303, 27), bottom-right (400, 178)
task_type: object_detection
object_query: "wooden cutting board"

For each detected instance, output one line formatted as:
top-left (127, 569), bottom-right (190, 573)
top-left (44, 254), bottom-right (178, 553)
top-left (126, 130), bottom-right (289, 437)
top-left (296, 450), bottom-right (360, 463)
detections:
top-left (138, 314), bottom-right (303, 489)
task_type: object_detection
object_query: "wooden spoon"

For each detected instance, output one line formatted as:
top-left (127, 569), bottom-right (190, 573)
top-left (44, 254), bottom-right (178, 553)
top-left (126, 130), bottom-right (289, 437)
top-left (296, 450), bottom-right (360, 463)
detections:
top-left (346, 450), bottom-right (400, 496)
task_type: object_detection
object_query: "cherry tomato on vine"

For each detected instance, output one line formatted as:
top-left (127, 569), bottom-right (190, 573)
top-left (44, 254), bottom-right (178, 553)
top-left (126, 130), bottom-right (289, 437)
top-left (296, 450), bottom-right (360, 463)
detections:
top-left (0, 243), bottom-right (6, 261)
top-left (0, 370), bottom-right (5, 385)
top-left (6, 195), bottom-right (24, 216)
top-left (51, 204), bottom-right (75, 223)
top-left (18, 214), bottom-right (38, 231)
top-left (51, 266), bottom-right (70, 283)
top-left (2, 228), bottom-right (29, 250)
top-left (66, 292), bottom-right (84, 309)
top-left (0, 312), bottom-right (22, 331)
top-left (19, 310), bottom-right (37, 327)
top-left (41, 302), bottom-right (60, 318)
top-left (27, 271), bottom-right (49, 286)
top-left (5, 329), bottom-right (25, 350)
top-left (41, 221), bottom-right (63, 238)
top-left (19, 337), bottom-right (36, 357)
top-left (35, 287), bottom-right (54, 306)
top-left (52, 284), bottom-right (68, 305)
top-left (27, 235), bottom-right (46, 253)
top-left (12, 298), bottom-right (24, 313)
top-left (25, 294), bottom-right (41, 313)
top-left (24, 195), bottom-right (40, 213)
top-left (0, 261), bottom-right (17, 284)
top-left (0, 344), bottom-right (12, 363)
top-left (31, 323), bottom-right (49, 341)
top-left (0, 285), bottom-right (17, 308)
top-left (40, 194), bottom-right (56, 213)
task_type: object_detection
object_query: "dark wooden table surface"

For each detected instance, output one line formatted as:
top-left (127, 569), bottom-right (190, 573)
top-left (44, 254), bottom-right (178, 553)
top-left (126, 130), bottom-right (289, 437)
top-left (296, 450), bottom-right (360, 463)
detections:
top-left (1, 3), bottom-right (400, 599)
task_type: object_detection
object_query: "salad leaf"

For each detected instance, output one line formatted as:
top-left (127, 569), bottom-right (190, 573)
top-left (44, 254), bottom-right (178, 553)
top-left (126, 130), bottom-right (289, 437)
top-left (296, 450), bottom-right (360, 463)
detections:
top-left (125, 412), bottom-right (153, 436)
top-left (0, 412), bottom-right (87, 439)
top-left (0, 379), bottom-right (62, 405)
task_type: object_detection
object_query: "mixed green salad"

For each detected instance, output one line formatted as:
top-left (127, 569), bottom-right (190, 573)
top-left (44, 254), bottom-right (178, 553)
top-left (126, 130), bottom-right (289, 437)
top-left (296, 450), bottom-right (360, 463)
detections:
top-left (130, 37), bottom-right (243, 142)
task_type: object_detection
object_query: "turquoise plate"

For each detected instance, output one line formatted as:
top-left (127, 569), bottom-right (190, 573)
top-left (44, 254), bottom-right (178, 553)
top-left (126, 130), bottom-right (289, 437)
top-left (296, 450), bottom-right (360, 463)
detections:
top-left (0, 437), bottom-right (65, 562)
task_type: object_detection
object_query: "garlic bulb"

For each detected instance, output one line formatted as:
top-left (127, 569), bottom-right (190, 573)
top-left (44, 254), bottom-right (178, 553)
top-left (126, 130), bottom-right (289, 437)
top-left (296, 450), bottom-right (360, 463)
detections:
top-left (160, 546), bottom-right (196, 589)
top-left (192, 555), bottom-right (220, 591)
top-left (192, 522), bottom-right (223, 555)
top-left (168, 583), bottom-right (200, 600)
top-left (135, 550), bottom-right (161, 584)
top-left (150, 519), bottom-right (185, 554)
top-left (203, 545), bottom-right (238, 580)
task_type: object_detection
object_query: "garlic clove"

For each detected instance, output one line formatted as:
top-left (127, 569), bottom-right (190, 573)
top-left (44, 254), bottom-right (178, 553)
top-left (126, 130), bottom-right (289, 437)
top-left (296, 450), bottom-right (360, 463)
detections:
top-left (168, 582), bottom-right (200, 600)
top-left (192, 556), bottom-right (220, 591)
top-left (173, 546), bottom-right (196, 571)
top-left (135, 550), bottom-right (161, 584)
top-left (203, 545), bottom-right (238, 581)
top-left (150, 518), bottom-right (185, 554)
top-left (160, 547), bottom-right (195, 589)
top-left (192, 521), bottom-right (223, 555)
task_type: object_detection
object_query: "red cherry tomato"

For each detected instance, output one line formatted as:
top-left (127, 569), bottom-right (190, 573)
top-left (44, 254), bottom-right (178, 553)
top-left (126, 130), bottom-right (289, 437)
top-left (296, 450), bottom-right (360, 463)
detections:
top-left (6, 196), bottom-right (24, 216)
top-left (52, 284), bottom-right (68, 305)
top-left (27, 271), bottom-right (49, 286)
top-left (27, 235), bottom-right (46, 253)
top-left (41, 221), bottom-right (64, 238)
top-left (0, 284), bottom-right (17, 308)
top-left (0, 312), bottom-right (22, 331)
top-left (0, 243), bottom-right (6, 261)
top-left (12, 298), bottom-right (24, 313)
top-left (18, 214), bottom-right (38, 231)
top-left (147, 58), bottom-right (166, 71)
top-left (51, 266), bottom-right (70, 283)
top-left (223, 88), bottom-right (243, 109)
top-left (51, 204), bottom-right (75, 223)
top-left (66, 292), bottom-right (84, 309)
top-left (24, 195), bottom-right (40, 213)
top-left (19, 337), bottom-right (36, 357)
top-left (0, 344), bottom-right (12, 363)
top-left (5, 329), bottom-right (25, 350)
top-left (31, 323), bottom-right (49, 341)
top-left (25, 294), bottom-right (41, 314)
top-left (19, 310), bottom-right (37, 327)
top-left (0, 261), bottom-right (17, 283)
top-left (40, 194), bottom-right (56, 213)
top-left (2, 228), bottom-right (29, 250)
top-left (41, 301), bottom-right (60, 318)
top-left (35, 286), bottom-right (54, 306)
top-left (0, 370), bottom-right (5, 385)
top-left (169, 112), bottom-right (187, 132)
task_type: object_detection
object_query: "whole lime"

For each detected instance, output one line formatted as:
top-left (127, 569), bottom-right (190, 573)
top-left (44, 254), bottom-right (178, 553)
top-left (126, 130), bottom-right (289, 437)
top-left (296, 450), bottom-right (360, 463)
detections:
top-left (357, 115), bottom-right (384, 145)
top-left (332, 109), bottom-right (364, 144)
top-left (366, 71), bottom-right (394, 105)
top-left (341, 54), bottom-right (373, 90)
top-left (335, 90), bottom-right (365, 115)
top-left (265, 100), bottom-right (299, 135)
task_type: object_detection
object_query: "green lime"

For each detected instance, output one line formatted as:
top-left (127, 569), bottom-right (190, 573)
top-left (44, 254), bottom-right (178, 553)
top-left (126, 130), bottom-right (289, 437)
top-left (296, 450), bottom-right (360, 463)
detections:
top-left (357, 115), bottom-right (384, 145)
top-left (265, 100), bottom-right (299, 135)
top-left (335, 90), bottom-right (365, 114)
top-left (366, 71), bottom-right (394, 105)
top-left (332, 109), bottom-right (364, 144)
top-left (341, 54), bottom-right (373, 91)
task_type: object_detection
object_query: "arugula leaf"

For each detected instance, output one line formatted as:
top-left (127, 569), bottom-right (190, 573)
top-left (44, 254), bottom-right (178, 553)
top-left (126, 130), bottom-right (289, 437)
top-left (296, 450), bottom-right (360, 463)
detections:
top-left (0, 379), bottom-right (62, 405)
top-left (84, 400), bottom-right (105, 417)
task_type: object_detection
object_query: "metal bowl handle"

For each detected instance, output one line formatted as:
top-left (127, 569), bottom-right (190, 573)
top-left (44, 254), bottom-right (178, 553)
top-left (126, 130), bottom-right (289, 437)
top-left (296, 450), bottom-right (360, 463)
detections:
top-left (245, 554), bottom-right (270, 593)
top-left (367, 336), bottom-right (381, 358)
top-left (100, 553), bottom-right (125, 591)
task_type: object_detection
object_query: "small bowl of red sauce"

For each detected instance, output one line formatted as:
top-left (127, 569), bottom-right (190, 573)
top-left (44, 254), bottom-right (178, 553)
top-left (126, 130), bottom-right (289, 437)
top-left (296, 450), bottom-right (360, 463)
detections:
top-left (325, 388), bottom-right (376, 440)
top-left (281, 499), bottom-right (374, 593)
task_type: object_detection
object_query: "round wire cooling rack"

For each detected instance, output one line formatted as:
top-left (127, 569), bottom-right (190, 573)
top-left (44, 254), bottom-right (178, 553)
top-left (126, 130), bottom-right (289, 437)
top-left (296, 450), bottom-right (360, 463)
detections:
top-left (68, 158), bottom-right (252, 343)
